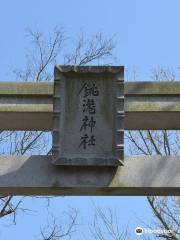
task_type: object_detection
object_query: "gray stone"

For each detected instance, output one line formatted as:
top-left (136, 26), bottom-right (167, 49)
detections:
top-left (0, 155), bottom-right (179, 195)
top-left (1, 81), bottom-right (180, 130)
top-left (52, 65), bottom-right (124, 166)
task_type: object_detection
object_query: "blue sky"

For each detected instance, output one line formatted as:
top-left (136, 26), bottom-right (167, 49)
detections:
top-left (1, 0), bottom-right (180, 80)
top-left (0, 196), bottom-right (153, 240)
top-left (0, 0), bottom-right (179, 239)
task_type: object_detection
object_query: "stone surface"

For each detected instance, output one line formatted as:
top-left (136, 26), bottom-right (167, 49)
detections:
top-left (1, 81), bottom-right (180, 130)
top-left (52, 66), bottom-right (124, 165)
top-left (0, 155), bottom-right (179, 195)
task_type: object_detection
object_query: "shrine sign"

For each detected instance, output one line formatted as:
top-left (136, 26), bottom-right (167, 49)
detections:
top-left (52, 66), bottom-right (124, 166)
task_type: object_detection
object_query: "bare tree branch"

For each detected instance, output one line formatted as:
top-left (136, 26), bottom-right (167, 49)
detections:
top-left (91, 206), bottom-right (128, 240)
top-left (0, 26), bottom-right (117, 225)
top-left (126, 68), bottom-right (180, 240)
top-left (39, 209), bottom-right (78, 240)
top-left (147, 197), bottom-right (180, 239)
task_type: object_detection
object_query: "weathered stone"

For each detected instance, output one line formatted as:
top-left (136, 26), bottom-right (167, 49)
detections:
top-left (0, 155), bottom-right (179, 195)
top-left (1, 81), bottom-right (180, 130)
top-left (52, 66), bottom-right (124, 166)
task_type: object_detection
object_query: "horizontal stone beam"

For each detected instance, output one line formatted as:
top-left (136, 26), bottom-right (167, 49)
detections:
top-left (1, 81), bottom-right (180, 130)
top-left (0, 82), bottom-right (53, 130)
top-left (125, 82), bottom-right (180, 130)
top-left (0, 155), bottom-right (179, 195)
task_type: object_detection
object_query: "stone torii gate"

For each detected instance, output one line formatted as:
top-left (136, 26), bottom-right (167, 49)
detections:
top-left (0, 65), bottom-right (180, 196)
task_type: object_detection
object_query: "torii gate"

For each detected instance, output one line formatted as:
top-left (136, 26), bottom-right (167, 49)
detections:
top-left (0, 65), bottom-right (180, 196)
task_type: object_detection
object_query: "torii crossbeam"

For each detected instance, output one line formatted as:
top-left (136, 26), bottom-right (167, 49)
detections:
top-left (0, 67), bottom-right (180, 195)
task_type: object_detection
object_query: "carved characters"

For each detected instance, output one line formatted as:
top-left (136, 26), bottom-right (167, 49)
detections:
top-left (79, 82), bottom-right (99, 150)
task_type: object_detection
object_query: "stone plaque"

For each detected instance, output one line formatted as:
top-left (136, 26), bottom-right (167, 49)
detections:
top-left (52, 65), bottom-right (124, 166)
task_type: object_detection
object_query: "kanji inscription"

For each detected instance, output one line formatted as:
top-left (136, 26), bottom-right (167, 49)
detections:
top-left (79, 82), bottom-right (99, 150)
top-left (52, 65), bottom-right (124, 166)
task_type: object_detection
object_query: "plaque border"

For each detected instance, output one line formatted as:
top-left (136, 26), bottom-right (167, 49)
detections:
top-left (52, 65), bottom-right (124, 166)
